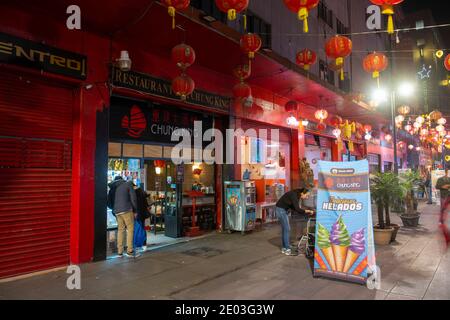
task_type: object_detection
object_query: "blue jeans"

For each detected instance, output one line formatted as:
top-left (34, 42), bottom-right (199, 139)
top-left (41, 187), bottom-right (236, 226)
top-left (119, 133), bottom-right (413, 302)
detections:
top-left (276, 207), bottom-right (290, 250)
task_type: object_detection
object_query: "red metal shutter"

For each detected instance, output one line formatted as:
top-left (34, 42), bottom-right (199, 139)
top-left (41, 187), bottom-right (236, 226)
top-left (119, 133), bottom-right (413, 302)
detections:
top-left (0, 72), bottom-right (73, 279)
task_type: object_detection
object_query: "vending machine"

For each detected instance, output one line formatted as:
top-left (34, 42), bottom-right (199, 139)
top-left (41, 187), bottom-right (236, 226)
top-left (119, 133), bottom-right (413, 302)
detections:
top-left (224, 181), bottom-right (256, 234)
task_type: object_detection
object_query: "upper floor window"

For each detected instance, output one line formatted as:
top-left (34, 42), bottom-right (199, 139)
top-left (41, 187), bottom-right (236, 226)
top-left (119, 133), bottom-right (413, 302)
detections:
top-left (318, 2), bottom-right (333, 29)
top-left (242, 11), bottom-right (272, 50)
top-left (336, 18), bottom-right (347, 35)
top-left (191, 0), bottom-right (227, 23)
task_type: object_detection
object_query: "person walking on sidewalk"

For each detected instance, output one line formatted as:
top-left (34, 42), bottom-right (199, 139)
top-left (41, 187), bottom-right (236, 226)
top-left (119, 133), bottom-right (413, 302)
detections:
top-left (107, 176), bottom-right (140, 258)
top-left (275, 188), bottom-right (314, 256)
top-left (436, 169), bottom-right (450, 210)
top-left (425, 168), bottom-right (432, 205)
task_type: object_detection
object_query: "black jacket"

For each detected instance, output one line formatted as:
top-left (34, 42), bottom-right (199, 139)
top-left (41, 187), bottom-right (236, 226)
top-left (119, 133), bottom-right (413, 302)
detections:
top-left (276, 190), bottom-right (306, 215)
top-left (135, 188), bottom-right (150, 221)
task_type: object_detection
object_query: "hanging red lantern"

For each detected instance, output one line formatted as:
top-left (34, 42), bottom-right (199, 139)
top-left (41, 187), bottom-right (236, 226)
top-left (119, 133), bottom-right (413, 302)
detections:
top-left (240, 33), bottom-right (262, 60)
top-left (370, 0), bottom-right (404, 34)
top-left (283, 0), bottom-right (319, 33)
top-left (154, 160), bottom-right (166, 169)
top-left (445, 54), bottom-right (450, 71)
top-left (315, 109), bottom-right (328, 122)
top-left (363, 124), bottom-right (372, 133)
top-left (325, 35), bottom-right (352, 81)
top-left (329, 115), bottom-right (343, 127)
top-left (363, 52), bottom-right (388, 87)
top-left (171, 44), bottom-right (196, 70)
top-left (233, 82), bottom-right (252, 100)
top-left (317, 122), bottom-right (327, 132)
top-left (296, 49), bottom-right (317, 71)
top-left (215, 0), bottom-right (249, 21)
top-left (172, 73), bottom-right (195, 101)
top-left (232, 64), bottom-right (251, 81)
top-left (285, 101), bottom-right (299, 112)
top-left (161, 0), bottom-right (191, 30)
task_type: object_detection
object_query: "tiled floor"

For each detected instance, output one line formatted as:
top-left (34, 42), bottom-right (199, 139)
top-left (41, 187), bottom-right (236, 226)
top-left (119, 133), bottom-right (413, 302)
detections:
top-left (1, 202), bottom-right (449, 300)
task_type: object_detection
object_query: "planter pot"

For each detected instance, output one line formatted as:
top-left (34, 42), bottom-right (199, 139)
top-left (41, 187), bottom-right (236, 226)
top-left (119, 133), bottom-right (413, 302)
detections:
top-left (400, 214), bottom-right (420, 227)
top-left (374, 227), bottom-right (395, 246)
top-left (389, 224), bottom-right (401, 242)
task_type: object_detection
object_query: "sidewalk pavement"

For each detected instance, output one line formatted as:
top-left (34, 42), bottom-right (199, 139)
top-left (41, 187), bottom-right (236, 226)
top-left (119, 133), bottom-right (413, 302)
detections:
top-left (1, 202), bottom-right (449, 300)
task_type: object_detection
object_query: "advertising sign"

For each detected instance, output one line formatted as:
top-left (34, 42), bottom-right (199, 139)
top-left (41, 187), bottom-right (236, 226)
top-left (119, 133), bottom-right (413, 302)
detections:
top-left (314, 160), bottom-right (376, 285)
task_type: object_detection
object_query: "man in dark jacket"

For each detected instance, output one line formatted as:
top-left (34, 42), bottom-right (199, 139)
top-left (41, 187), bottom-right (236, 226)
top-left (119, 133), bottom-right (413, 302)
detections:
top-left (107, 176), bottom-right (139, 258)
top-left (276, 188), bottom-right (314, 256)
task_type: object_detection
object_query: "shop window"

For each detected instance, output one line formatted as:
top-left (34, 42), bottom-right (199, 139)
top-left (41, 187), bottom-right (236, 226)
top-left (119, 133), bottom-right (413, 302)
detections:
top-left (319, 59), bottom-right (328, 82)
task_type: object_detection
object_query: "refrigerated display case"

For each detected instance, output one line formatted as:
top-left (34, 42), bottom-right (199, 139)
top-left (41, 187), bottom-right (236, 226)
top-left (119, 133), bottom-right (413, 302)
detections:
top-left (224, 181), bottom-right (257, 234)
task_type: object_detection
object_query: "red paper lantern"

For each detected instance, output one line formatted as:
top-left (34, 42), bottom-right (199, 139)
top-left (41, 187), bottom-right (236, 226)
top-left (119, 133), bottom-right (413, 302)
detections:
top-left (154, 160), bottom-right (166, 168)
top-left (240, 33), bottom-right (262, 59)
top-left (285, 101), bottom-right (299, 112)
top-left (233, 82), bottom-right (252, 100)
top-left (363, 124), bottom-right (372, 133)
top-left (445, 54), bottom-right (450, 71)
top-left (215, 0), bottom-right (249, 21)
top-left (233, 64), bottom-right (251, 81)
top-left (283, 0), bottom-right (319, 33)
top-left (317, 122), bottom-right (327, 131)
top-left (329, 115), bottom-right (343, 127)
top-left (171, 44), bottom-right (196, 70)
top-left (172, 74), bottom-right (195, 101)
top-left (315, 109), bottom-right (328, 121)
top-left (161, 0), bottom-right (191, 29)
top-left (363, 52), bottom-right (388, 87)
top-left (296, 49), bottom-right (317, 71)
top-left (370, 0), bottom-right (404, 34)
top-left (325, 35), bottom-right (352, 81)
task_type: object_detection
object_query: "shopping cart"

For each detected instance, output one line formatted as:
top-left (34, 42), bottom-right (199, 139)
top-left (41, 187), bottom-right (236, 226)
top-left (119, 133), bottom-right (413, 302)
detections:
top-left (297, 215), bottom-right (316, 259)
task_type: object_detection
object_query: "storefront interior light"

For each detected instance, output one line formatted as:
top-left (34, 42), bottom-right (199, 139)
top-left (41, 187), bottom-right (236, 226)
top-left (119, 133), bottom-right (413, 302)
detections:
top-left (155, 167), bottom-right (162, 175)
top-left (301, 119), bottom-right (309, 126)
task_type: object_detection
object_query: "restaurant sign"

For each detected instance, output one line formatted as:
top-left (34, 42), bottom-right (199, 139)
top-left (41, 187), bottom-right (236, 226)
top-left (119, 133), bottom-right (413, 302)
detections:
top-left (111, 67), bottom-right (231, 113)
top-left (0, 32), bottom-right (87, 80)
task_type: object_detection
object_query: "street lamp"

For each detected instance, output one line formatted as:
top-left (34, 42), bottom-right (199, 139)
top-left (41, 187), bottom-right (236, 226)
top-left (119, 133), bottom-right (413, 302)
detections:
top-left (372, 82), bottom-right (415, 174)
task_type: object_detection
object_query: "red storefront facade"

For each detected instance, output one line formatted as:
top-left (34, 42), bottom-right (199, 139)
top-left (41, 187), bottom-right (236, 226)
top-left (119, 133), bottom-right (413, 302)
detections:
top-left (0, 1), bottom-right (388, 279)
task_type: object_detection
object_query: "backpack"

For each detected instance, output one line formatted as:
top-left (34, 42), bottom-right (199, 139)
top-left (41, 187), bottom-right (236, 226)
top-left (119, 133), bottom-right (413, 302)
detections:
top-left (107, 184), bottom-right (118, 214)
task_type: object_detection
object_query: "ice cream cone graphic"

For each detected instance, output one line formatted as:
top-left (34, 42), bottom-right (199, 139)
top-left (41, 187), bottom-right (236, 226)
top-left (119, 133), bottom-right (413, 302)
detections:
top-left (317, 224), bottom-right (337, 271)
top-left (343, 228), bottom-right (366, 273)
top-left (330, 216), bottom-right (351, 272)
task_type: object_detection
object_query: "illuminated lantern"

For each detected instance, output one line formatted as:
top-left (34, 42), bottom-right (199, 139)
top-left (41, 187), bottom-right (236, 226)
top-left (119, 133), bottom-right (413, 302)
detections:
top-left (397, 105), bottom-right (411, 115)
top-left (172, 73), bottom-right (195, 101)
top-left (154, 160), bottom-right (166, 168)
top-left (420, 128), bottom-right (429, 136)
top-left (329, 115), bottom-right (343, 127)
top-left (233, 64), bottom-right (251, 81)
top-left (445, 54), bottom-right (450, 71)
top-left (429, 110), bottom-right (443, 121)
top-left (365, 133), bottom-right (372, 141)
top-left (416, 116), bottom-right (425, 124)
top-left (285, 100), bottom-right (299, 112)
top-left (408, 145), bottom-right (414, 150)
top-left (404, 124), bottom-right (412, 132)
top-left (240, 33), bottom-right (262, 60)
top-left (283, 0), bottom-right (319, 33)
top-left (315, 109), bottom-right (328, 122)
top-left (340, 120), bottom-right (356, 151)
top-left (437, 118), bottom-right (447, 125)
top-left (385, 134), bottom-right (392, 142)
top-left (332, 128), bottom-right (341, 139)
top-left (363, 124), bottom-right (372, 133)
top-left (436, 125), bottom-right (445, 132)
top-left (171, 44), bottom-right (196, 70)
top-left (317, 122), bottom-right (327, 131)
top-left (233, 82), bottom-right (252, 101)
top-left (296, 49), bottom-right (317, 71)
top-left (287, 116), bottom-right (299, 127)
top-left (161, 0), bottom-right (191, 30)
top-left (413, 122), bottom-right (422, 129)
top-left (369, 0), bottom-right (404, 34)
top-left (325, 35), bottom-right (352, 81)
top-left (363, 52), bottom-right (388, 87)
top-left (215, 0), bottom-right (249, 21)
top-left (395, 115), bottom-right (405, 123)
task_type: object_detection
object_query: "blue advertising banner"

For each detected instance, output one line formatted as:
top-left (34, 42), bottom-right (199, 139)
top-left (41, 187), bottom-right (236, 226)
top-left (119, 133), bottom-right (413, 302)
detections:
top-left (314, 160), bottom-right (376, 284)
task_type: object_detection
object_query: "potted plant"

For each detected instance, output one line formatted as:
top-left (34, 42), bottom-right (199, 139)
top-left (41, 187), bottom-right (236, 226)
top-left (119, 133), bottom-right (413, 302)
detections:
top-left (399, 171), bottom-right (422, 227)
top-left (370, 173), bottom-right (401, 245)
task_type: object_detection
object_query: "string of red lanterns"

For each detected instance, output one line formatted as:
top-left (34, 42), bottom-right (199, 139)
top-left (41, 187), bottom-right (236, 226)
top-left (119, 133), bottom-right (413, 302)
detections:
top-left (171, 43), bottom-right (196, 101)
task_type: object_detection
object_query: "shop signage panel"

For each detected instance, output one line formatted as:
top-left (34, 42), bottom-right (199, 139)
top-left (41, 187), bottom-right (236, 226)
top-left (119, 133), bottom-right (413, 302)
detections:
top-left (314, 160), bottom-right (376, 285)
top-left (111, 68), bottom-right (231, 113)
top-left (0, 32), bottom-right (87, 80)
top-left (110, 96), bottom-right (213, 145)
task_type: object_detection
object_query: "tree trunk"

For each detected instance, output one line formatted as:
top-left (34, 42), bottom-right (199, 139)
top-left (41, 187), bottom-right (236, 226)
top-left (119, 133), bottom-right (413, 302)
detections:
top-left (377, 200), bottom-right (385, 229)
top-left (406, 191), bottom-right (415, 215)
top-left (384, 196), bottom-right (391, 226)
